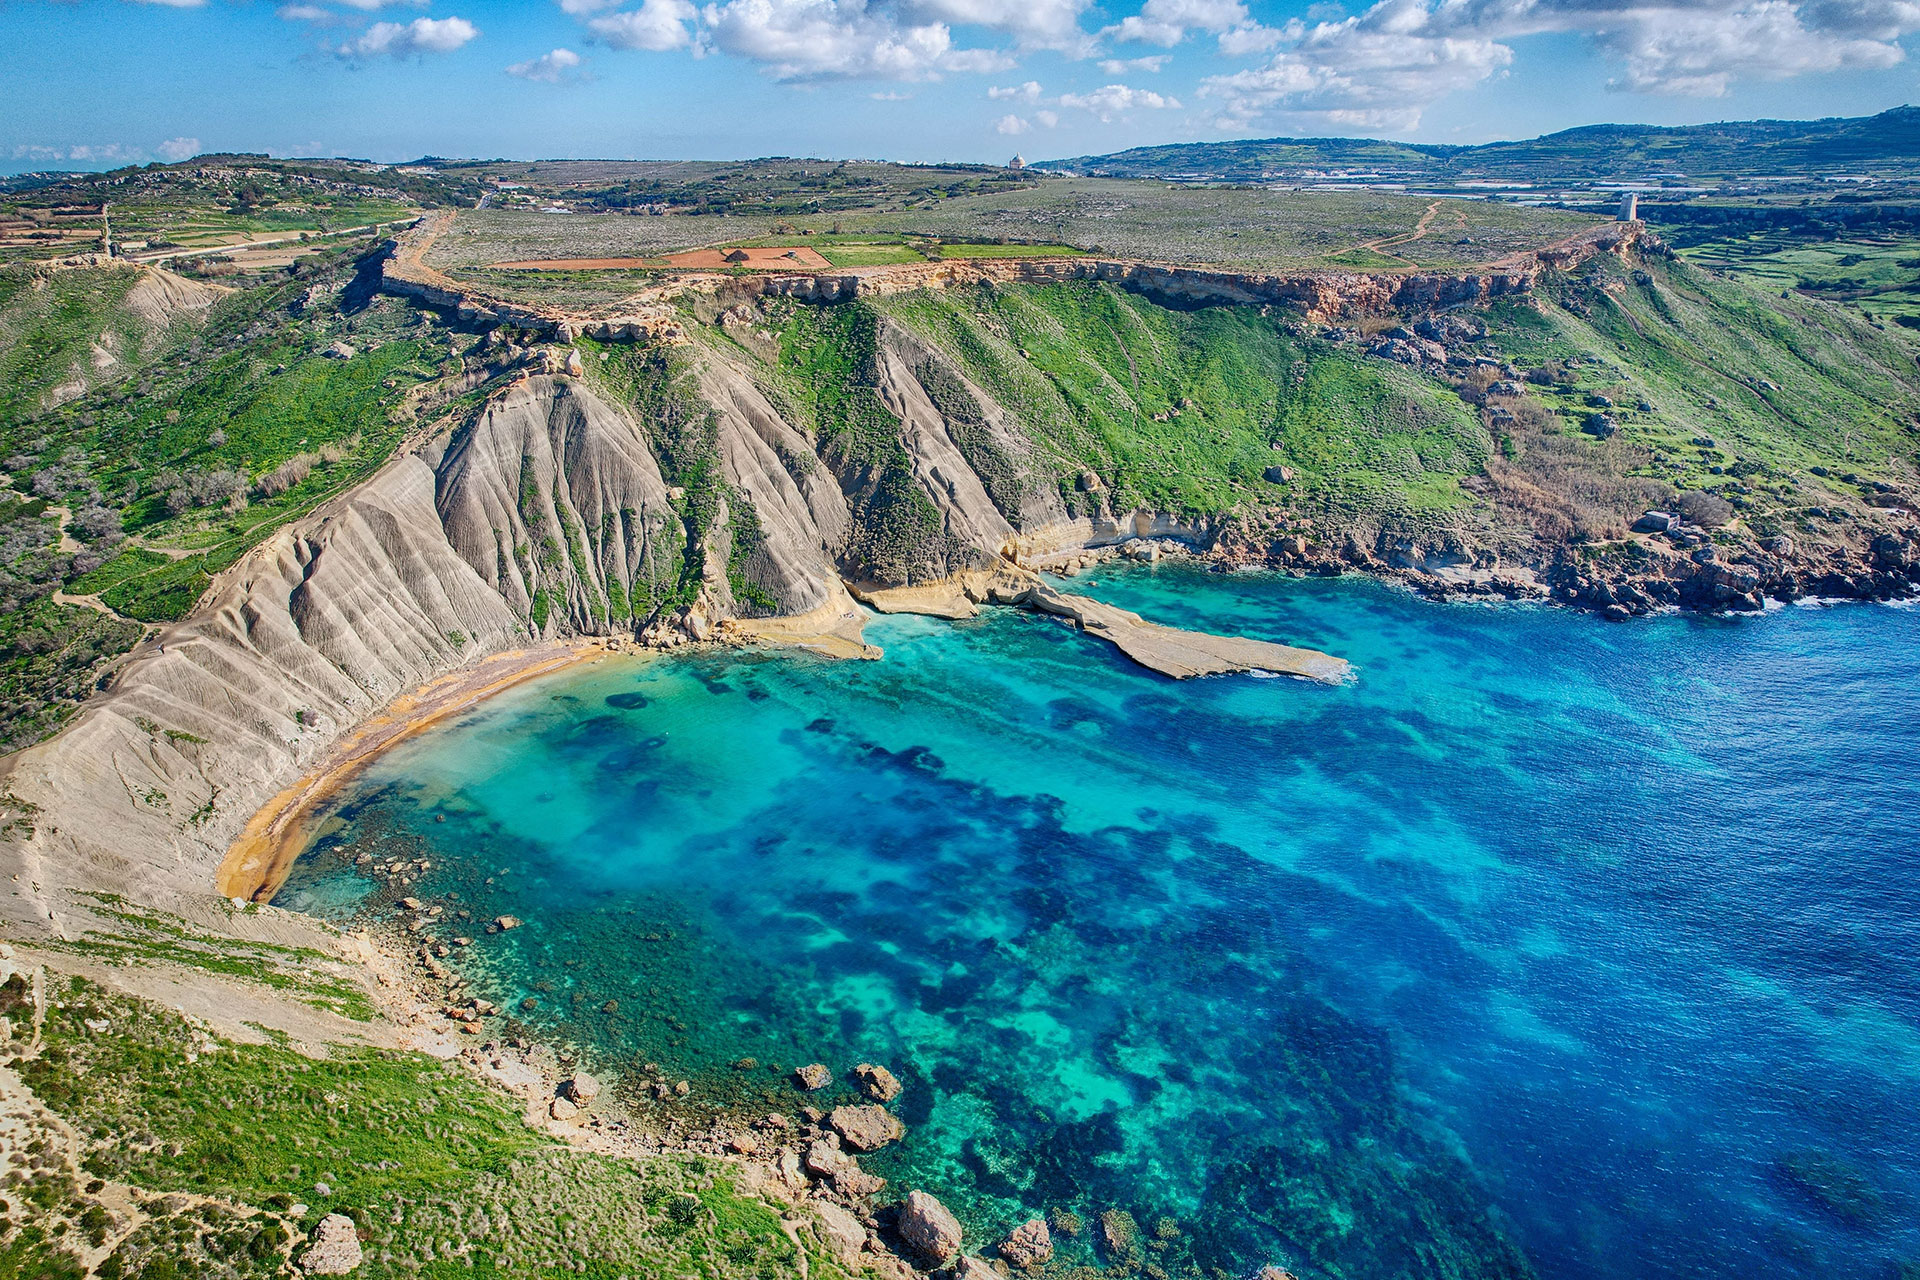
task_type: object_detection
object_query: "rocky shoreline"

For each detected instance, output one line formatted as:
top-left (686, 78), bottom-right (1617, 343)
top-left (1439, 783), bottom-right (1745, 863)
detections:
top-left (337, 886), bottom-right (1240, 1280)
top-left (1143, 501), bottom-right (1920, 621)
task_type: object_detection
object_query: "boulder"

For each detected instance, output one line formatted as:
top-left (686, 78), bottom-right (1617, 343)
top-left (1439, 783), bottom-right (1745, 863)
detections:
top-left (899, 1190), bottom-right (963, 1264)
top-left (493, 915), bottom-right (522, 931)
top-left (1633, 511), bottom-right (1674, 533)
top-left (829, 1104), bottom-right (905, 1152)
top-left (795, 1062), bottom-right (832, 1091)
top-left (853, 1062), bottom-right (903, 1102)
top-left (813, 1200), bottom-right (869, 1268)
top-left (321, 341), bottom-right (355, 361)
top-left (1000, 1218), bottom-right (1053, 1270)
top-left (550, 1097), bottom-right (578, 1121)
top-left (300, 1213), bottom-right (363, 1274)
top-left (1261, 465), bottom-right (1295, 485)
top-left (947, 1257), bottom-right (999, 1280)
top-left (563, 1072), bottom-right (601, 1105)
top-left (1256, 1269), bottom-right (1300, 1280)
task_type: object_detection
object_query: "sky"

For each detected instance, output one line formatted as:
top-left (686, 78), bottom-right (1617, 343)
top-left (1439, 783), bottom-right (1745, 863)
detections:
top-left (2, 0), bottom-right (1917, 172)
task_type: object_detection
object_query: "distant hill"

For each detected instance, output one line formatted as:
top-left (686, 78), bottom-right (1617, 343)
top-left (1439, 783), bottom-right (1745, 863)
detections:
top-left (1043, 107), bottom-right (1920, 183)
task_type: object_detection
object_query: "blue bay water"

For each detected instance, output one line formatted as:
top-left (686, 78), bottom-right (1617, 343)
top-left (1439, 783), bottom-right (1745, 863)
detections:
top-left (278, 568), bottom-right (1920, 1280)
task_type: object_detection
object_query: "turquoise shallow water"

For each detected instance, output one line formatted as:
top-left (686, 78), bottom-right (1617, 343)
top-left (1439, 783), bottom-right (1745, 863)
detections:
top-left (279, 568), bottom-right (1920, 1280)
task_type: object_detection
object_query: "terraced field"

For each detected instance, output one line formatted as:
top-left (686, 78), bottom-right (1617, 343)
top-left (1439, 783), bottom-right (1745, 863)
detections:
top-left (1678, 231), bottom-right (1920, 323)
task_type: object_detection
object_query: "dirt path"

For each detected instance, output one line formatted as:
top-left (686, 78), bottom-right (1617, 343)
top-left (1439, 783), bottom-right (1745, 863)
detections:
top-left (51, 588), bottom-right (134, 623)
top-left (1353, 201), bottom-right (1445, 267)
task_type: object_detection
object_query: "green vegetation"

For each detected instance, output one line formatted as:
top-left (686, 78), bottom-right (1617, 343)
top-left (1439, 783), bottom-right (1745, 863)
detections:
top-left (0, 969), bottom-right (847, 1280)
top-left (878, 281), bottom-right (1488, 519)
top-left (0, 240), bottom-right (460, 748)
top-left (1677, 232), bottom-right (1920, 323)
top-left (1495, 252), bottom-right (1920, 492)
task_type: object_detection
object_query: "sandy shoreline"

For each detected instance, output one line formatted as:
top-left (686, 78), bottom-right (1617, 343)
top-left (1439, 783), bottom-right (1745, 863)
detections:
top-left (216, 639), bottom-right (620, 904)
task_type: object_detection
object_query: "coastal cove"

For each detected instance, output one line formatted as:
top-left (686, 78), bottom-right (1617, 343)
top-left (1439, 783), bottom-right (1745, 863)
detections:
top-left (274, 566), bottom-right (1920, 1280)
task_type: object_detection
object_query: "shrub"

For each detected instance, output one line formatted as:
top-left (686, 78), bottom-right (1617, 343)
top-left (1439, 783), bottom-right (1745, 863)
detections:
top-left (1675, 490), bottom-right (1734, 527)
top-left (254, 452), bottom-right (318, 497)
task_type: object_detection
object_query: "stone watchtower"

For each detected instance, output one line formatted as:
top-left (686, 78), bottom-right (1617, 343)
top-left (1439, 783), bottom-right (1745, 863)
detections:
top-left (1618, 192), bottom-right (1639, 222)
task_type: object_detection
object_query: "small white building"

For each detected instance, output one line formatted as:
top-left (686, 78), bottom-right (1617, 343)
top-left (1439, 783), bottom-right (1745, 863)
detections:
top-left (1618, 192), bottom-right (1639, 221)
top-left (1009, 154), bottom-right (1026, 171)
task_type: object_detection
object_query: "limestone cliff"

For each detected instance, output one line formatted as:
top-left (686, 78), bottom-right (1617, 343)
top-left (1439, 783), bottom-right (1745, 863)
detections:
top-left (0, 328), bottom-right (1201, 928)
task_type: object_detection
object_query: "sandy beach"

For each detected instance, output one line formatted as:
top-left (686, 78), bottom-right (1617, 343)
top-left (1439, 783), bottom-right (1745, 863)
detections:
top-left (215, 639), bottom-right (621, 904)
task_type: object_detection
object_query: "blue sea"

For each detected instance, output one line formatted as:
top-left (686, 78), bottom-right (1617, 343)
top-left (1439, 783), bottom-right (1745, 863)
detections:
top-left (278, 568), bottom-right (1920, 1280)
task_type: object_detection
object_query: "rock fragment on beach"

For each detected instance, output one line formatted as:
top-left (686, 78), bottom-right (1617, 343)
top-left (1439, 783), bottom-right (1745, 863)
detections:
top-left (795, 1062), bottom-right (832, 1090)
top-left (1000, 1218), bottom-right (1053, 1270)
top-left (805, 1133), bottom-right (887, 1197)
top-left (899, 1190), bottom-right (963, 1264)
top-left (491, 915), bottom-right (522, 932)
top-left (947, 1257), bottom-right (998, 1280)
top-left (563, 1071), bottom-right (601, 1105)
top-left (300, 1213), bottom-right (363, 1274)
top-left (853, 1062), bottom-right (902, 1102)
top-left (812, 1199), bottom-right (869, 1268)
top-left (829, 1104), bottom-right (904, 1152)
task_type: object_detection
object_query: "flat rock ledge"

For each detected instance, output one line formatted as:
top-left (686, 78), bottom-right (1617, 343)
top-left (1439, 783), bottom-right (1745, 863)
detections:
top-left (300, 1214), bottom-right (363, 1274)
top-left (857, 566), bottom-right (1349, 683)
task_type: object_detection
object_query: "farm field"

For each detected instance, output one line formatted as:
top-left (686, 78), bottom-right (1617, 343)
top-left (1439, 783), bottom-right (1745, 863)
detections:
top-left (1677, 232), bottom-right (1920, 323)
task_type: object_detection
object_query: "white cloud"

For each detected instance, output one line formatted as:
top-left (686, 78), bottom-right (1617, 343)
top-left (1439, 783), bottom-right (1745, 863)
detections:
top-left (905, 0), bottom-right (1092, 50)
top-left (988, 78), bottom-right (1043, 98)
top-left (1200, 0), bottom-right (1920, 135)
top-left (995, 112), bottom-right (1032, 132)
top-left (1057, 82), bottom-right (1181, 119)
top-left (589, 0), bottom-right (699, 49)
top-left (334, 15), bottom-right (480, 57)
top-left (508, 47), bottom-right (586, 79)
top-left (156, 137), bottom-right (201, 161)
top-left (277, 3), bottom-right (333, 20)
top-left (1098, 53), bottom-right (1169, 71)
top-left (126, 0), bottom-right (206, 7)
top-left (1034, 107), bottom-right (1059, 125)
top-left (335, 0), bottom-right (429, 9)
top-left (699, 0), bottom-right (1009, 78)
top-left (1104, 0), bottom-right (1248, 44)
top-left (1577, 0), bottom-right (1912, 94)
top-left (871, 88), bottom-right (913, 97)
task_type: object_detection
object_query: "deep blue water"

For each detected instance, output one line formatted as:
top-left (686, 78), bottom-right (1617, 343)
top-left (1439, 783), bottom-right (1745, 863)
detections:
top-left (279, 568), bottom-right (1920, 1280)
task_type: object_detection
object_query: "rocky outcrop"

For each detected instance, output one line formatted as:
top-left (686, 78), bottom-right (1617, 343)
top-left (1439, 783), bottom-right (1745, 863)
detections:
top-left (1000, 1218), bottom-right (1053, 1270)
top-left (300, 1213), bottom-right (364, 1274)
top-left (828, 1103), bottom-right (904, 1152)
top-left (898, 1191), bottom-right (963, 1264)
top-left (853, 1062), bottom-right (902, 1102)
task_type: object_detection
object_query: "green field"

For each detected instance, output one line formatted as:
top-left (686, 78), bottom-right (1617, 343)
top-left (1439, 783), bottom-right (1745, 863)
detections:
top-left (1678, 232), bottom-right (1920, 323)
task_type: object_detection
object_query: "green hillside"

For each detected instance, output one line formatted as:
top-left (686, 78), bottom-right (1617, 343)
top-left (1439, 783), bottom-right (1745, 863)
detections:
top-left (1048, 106), bottom-right (1920, 183)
